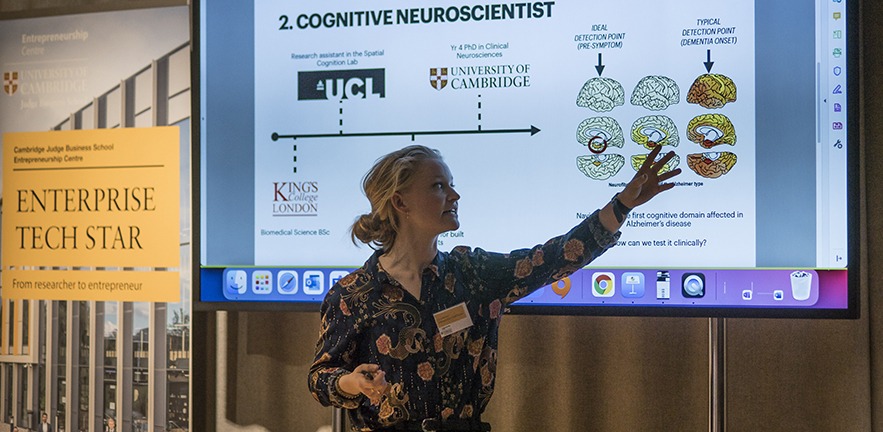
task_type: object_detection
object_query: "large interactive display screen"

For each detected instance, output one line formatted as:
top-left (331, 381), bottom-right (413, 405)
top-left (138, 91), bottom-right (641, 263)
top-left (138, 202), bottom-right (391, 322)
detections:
top-left (194, 0), bottom-right (858, 317)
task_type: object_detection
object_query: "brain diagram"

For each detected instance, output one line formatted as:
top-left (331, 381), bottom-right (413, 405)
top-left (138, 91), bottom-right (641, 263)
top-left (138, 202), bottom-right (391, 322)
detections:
top-left (631, 115), bottom-right (679, 150)
top-left (631, 152), bottom-right (680, 174)
top-left (576, 154), bottom-right (625, 180)
top-left (577, 117), bottom-right (624, 153)
top-left (630, 75), bottom-right (680, 111)
top-left (687, 74), bottom-right (737, 109)
top-left (687, 114), bottom-right (736, 149)
top-left (687, 152), bottom-right (737, 178)
top-left (576, 77), bottom-right (625, 112)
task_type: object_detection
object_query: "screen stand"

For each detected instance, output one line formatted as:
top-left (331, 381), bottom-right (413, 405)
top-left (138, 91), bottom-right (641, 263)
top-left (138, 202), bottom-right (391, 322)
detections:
top-left (332, 407), bottom-right (346, 432)
top-left (709, 317), bottom-right (727, 432)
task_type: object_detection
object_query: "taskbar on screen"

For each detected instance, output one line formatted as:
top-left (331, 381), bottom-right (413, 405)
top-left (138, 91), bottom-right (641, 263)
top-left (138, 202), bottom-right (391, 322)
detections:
top-left (200, 267), bottom-right (847, 310)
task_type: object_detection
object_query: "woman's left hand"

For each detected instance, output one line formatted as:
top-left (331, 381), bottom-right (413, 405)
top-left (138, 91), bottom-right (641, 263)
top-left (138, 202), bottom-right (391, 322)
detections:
top-left (618, 144), bottom-right (682, 209)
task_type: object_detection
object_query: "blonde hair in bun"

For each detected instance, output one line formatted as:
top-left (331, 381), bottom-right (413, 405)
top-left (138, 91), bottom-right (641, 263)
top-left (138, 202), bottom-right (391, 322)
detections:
top-left (350, 145), bottom-right (442, 250)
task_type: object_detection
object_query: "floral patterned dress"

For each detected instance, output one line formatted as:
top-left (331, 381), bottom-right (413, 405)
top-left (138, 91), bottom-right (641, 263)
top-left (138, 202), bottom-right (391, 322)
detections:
top-left (308, 210), bottom-right (620, 431)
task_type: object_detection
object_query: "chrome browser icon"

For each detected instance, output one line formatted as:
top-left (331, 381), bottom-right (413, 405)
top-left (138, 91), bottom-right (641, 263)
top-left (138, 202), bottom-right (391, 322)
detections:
top-left (591, 272), bottom-right (615, 297)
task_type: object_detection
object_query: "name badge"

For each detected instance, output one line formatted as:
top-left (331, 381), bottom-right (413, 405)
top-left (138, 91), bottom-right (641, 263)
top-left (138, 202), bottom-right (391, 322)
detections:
top-left (433, 302), bottom-right (474, 337)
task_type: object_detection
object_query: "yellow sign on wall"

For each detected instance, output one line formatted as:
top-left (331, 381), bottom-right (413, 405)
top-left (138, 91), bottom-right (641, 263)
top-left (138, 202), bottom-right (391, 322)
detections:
top-left (2, 127), bottom-right (180, 301)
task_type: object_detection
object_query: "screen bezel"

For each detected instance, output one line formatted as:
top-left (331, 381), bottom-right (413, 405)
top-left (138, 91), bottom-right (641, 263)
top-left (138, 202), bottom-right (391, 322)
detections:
top-left (190, 0), bottom-right (860, 319)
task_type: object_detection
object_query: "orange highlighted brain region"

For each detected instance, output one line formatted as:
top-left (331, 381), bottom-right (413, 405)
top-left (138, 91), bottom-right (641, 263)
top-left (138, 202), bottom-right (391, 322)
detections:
top-left (577, 117), bottom-right (624, 153)
top-left (687, 114), bottom-right (736, 149)
top-left (687, 152), bottom-right (737, 178)
top-left (576, 154), bottom-right (625, 180)
top-left (577, 77), bottom-right (625, 112)
top-left (630, 75), bottom-right (680, 111)
top-left (687, 74), bottom-right (737, 109)
top-left (631, 115), bottom-right (679, 150)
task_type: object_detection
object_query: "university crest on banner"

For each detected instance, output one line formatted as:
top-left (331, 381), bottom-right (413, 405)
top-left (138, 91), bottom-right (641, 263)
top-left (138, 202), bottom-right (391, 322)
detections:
top-left (430, 67), bottom-right (448, 90)
top-left (3, 71), bottom-right (19, 96)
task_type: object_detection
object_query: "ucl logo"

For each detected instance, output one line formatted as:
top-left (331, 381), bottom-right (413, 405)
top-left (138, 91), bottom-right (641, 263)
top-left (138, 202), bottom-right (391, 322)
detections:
top-left (298, 69), bottom-right (385, 100)
top-left (430, 68), bottom-right (448, 90)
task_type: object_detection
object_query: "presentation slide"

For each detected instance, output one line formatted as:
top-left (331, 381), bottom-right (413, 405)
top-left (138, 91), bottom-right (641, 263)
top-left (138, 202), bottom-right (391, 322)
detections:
top-left (197, 0), bottom-right (855, 316)
top-left (255, 1), bottom-right (757, 267)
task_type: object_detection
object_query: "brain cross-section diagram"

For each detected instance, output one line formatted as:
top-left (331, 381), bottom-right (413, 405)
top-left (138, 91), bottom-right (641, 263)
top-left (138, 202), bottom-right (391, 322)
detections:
top-left (687, 151), bottom-right (738, 178)
top-left (631, 115), bottom-right (680, 150)
top-left (687, 114), bottom-right (737, 149)
top-left (631, 152), bottom-right (680, 174)
top-left (687, 73), bottom-right (737, 109)
top-left (630, 75), bottom-right (680, 111)
top-left (576, 116), bottom-right (624, 153)
top-left (575, 116), bottom-right (626, 180)
top-left (576, 77), bottom-right (626, 112)
top-left (576, 154), bottom-right (626, 181)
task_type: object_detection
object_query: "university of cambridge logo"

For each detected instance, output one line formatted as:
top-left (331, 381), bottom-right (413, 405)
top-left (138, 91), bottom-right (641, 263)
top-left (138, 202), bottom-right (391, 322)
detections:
top-left (3, 71), bottom-right (19, 96)
top-left (430, 68), bottom-right (448, 90)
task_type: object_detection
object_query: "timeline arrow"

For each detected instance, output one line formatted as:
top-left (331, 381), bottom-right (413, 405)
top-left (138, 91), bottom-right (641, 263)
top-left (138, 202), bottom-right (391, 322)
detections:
top-left (704, 49), bottom-right (715, 73)
top-left (272, 125), bottom-right (541, 141)
top-left (595, 53), bottom-right (606, 76)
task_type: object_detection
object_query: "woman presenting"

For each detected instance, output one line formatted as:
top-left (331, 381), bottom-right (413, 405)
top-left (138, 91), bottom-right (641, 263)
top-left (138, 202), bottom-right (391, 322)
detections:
top-left (309, 144), bottom-right (680, 431)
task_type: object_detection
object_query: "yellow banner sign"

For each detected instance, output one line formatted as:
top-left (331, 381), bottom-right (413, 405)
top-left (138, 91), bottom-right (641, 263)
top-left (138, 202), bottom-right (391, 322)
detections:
top-left (2, 127), bottom-right (180, 301)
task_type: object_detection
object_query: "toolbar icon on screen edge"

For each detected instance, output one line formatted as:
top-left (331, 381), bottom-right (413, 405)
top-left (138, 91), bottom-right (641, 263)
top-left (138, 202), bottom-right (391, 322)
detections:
top-left (656, 271), bottom-right (670, 300)
top-left (330, 271), bottom-right (349, 286)
top-left (591, 272), bottom-right (615, 297)
top-left (252, 270), bottom-right (272, 294)
top-left (225, 270), bottom-right (247, 295)
top-left (621, 272), bottom-right (645, 298)
top-left (278, 271), bottom-right (298, 294)
top-left (304, 271), bottom-right (325, 295)
top-left (682, 273), bottom-right (706, 298)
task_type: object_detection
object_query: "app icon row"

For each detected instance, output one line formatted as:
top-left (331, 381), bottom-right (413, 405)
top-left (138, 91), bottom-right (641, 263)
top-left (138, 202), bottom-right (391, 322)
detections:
top-left (585, 270), bottom-right (812, 302)
top-left (224, 268), bottom-right (351, 297)
top-left (589, 271), bottom-right (700, 300)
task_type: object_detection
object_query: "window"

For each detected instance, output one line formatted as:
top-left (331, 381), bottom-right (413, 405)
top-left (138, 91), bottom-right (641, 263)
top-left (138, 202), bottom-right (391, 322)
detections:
top-left (22, 300), bottom-right (29, 353)
top-left (78, 302), bottom-right (90, 431)
top-left (132, 303), bottom-right (150, 431)
top-left (8, 301), bottom-right (15, 352)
